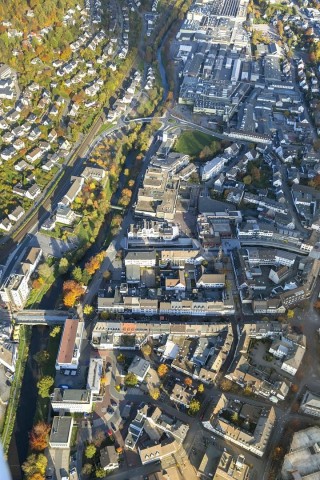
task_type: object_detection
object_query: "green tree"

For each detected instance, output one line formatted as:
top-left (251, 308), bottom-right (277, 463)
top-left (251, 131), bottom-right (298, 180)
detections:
top-left (188, 399), bottom-right (201, 415)
top-left (124, 372), bottom-right (138, 387)
top-left (117, 353), bottom-right (125, 363)
top-left (72, 266), bottom-right (83, 283)
top-left (50, 326), bottom-right (61, 338)
top-left (95, 467), bottom-right (106, 478)
top-left (85, 444), bottom-right (97, 459)
top-left (58, 257), bottom-right (69, 274)
top-left (37, 376), bottom-right (54, 398)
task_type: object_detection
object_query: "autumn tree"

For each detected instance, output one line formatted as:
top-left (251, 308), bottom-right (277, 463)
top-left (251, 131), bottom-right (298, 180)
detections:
top-left (22, 453), bottom-right (47, 477)
top-left (29, 422), bottom-right (51, 451)
top-left (83, 304), bottom-right (94, 315)
top-left (33, 351), bottom-right (50, 368)
top-left (157, 364), bottom-right (169, 378)
top-left (38, 263), bottom-right (53, 280)
top-left (28, 473), bottom-right (45, 480)
top-left (85, 444), bottom-right (96, 459)
top-left (149, 387), bottom-right (160, 400)
top-left (124, 373), bottom-right (138, 387)
top-left (220, 378), bottom-right (233, 392)
top-left (37, 376), bottom-right (54, 398)
top-left (198, 384), bottom-right (204, 394)
top-left (50, 326), bottom-right (61, 337)
top-left (141, 344), bottom-right (152, 357)
top-left (63, 280), bottom-right (85, 307)
top-left (188, 399), bottom-right (201, 415)
top-left (184, 377), bottom-right (193, 387)
top-left (82, 464), bottom-right (93, 475)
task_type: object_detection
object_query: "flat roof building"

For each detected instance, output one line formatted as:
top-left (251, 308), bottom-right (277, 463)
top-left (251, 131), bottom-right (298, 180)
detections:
top-left (49, 416), bottom-right (73, 449)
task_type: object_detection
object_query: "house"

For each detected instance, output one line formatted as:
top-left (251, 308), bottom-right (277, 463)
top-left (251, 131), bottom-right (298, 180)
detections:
top-left (128, 355), bottom-right (150, 382)
top-left (21, 247), bottom-right (42, 279)
top-left (49, 416), bottom-right (73, 448)
top-left (51, 388), bottom-right (93, 413)
top-left (165, 271), bottom-right (186, 291)
top-left (14, 160), bottom-right (29, 172)
top-left (8, 206), bottom-right (25, 222)
top-left (55, 319), bottom-right (84, 371)
top-left (1, 146), bottom-right (16, 161)
top-left (0, 218), bottom-right (12, 232)
top-left (55, 206), bottom-right (77, 225)
top-left (100, 446), bottom-right (119, 471)
top-left (26, 147), bottom-right (43, 163)
top-left (25, 184), bottom-right (41, 200)
top-left (59, 177), bottom-right (84, 206)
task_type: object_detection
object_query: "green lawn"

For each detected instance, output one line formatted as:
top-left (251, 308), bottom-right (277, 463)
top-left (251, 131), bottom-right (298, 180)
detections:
top-left (173, 130), bottom-right (220, 157)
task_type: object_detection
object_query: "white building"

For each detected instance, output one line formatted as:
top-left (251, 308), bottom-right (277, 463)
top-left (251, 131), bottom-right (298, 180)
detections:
top-left (87, 358), bottom-right (103, 395)
top-left (128, 355), bottom-right (150, 382)
top-left (0, 274), bottom-right (30, 309)
top-left (202, 156), bottom-right (227, 182)
top-left (49, 416), bottom-right (73, 448)
top-left (51, 388), bottom-right (93, 413)
top-left (125, 251), bottom-right (156, 267)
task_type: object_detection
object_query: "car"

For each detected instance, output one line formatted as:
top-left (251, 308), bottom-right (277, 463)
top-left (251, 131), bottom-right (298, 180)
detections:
top-left (107, 406), bottom-right (114, 414)
top-left (58, 384), bottom-right (70, 389)
top-left (110, 422), bottom-right (117, 432)
top-left (70, 467), bottom-right (76, 474)
top-left (110, 399), bottom-right (117, 407)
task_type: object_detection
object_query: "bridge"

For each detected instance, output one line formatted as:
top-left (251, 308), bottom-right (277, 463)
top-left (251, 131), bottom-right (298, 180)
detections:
top-left (14, 310), bottom-right (70, 325)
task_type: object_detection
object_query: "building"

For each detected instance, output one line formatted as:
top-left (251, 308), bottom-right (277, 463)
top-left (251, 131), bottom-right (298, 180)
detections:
top-left (202, 156), bottom-right (227, 182)
top-left (128, 355), bottom-right (150, 382)
top-left (100, 445), bottom-right (119, 471)
top-left (214, 453), bottom-right (250, 480)
top-left (81, 166), bottom-right (106, 182)
top-left (87, 358), bottom-right (103, 395)
top-left (8, 206), bottom-right (25, 222)
top-left (170, 384), bottom-right (195, 407)
top-left (281, 427), bottom-right (320, 480)
top-left (204, 395), bottom-right (276, 457)
top-left (0, 274), bottom-right (30, 309)
top-left (196, 273), bottom-right (225, 289)
top-left (51, 388), bottom-right (93, 413)
top-left (0, 342), bottom-right (17, 373)
top-left (55, 319), bottom-right (84, 371)
top-left (49, 416), bottom-right (73, 448)
top-left (300, 391), bottom-right (320, 418)
top-left (139, 438), bottom-right (179, 465)
top-left (125, 251), bottom-right (157, 267)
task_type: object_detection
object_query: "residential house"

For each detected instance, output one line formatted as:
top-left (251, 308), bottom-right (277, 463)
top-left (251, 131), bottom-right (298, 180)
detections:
top-left (100, 446), bottom-right (119, 471)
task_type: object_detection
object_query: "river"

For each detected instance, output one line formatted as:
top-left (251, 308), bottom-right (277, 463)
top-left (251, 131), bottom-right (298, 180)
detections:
top-left (8, 327), bottom-right (48, 479)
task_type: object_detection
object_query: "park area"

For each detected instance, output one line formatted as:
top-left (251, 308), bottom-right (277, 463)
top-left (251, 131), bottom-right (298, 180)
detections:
top-left (173, 130), bottom-right (222, 159)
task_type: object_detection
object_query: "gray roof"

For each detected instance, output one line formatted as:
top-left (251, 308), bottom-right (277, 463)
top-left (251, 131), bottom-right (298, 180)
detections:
top-left (49, 416), bottom-right (73, 445)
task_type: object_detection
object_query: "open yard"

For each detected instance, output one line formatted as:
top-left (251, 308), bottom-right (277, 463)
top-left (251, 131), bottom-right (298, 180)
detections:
top-left (173, 130), bottom-right (221, 158)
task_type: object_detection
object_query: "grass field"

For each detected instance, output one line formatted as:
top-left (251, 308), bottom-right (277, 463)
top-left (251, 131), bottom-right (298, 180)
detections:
top-left (173, 130), bottom-right (221, 158)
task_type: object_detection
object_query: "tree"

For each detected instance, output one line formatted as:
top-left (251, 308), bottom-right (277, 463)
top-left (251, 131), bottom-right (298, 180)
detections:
top-left (198, 384), bottom-right (204, 394)
top-left (149, 387), bottom-right (160, 400)
top-left (184, 377), bottom-right (193, 387)
top-left (243, 175), bottom-right (252, 185)
top-left (29, 422), bottom-right (51, 451)
top-left (188, 399), bottom-right (201, 415)
top-left (22, 454), bottom-right (47, 477)
top-left (50, 326), bottom-right (61, 337)
top-left (141, 344), bottom-right (152, 356)
top-left (272, 446), bottom-right (284, 461)
top-left (93, 430), bottom-right (105, 447)
top-left (72, 266), bottom-right (83, 283)
top-left (287, 309), bottom-right (295, 319)
top-left (124, 373), bottom-right (138, 387)
top-left (95, 468), bottom-right (106, 478)
top-left (37, 376), bottom-right (54, 398)
top-left (33, 351), bottom-right (50, 368)
top-left (83, 304), bottom-right (94, 315)
top-left (63, 280), bottom-right (85, 307)
top-left (117, 353), bottom-right (125, 363)
top-left (38, 263), bottom-right (53, 280)
top-left (28, 473), bottom-right (45, 480)
top-left (220, 378), bottom-right (233, 392)
top-left (58, 257), bottom-right (69, 274)
top-left (85, 444), bottom-right (96, 459)
top-left (82, 464), bottom-right (93, 475)
top-left (157, 364), bottom-right (169, 378)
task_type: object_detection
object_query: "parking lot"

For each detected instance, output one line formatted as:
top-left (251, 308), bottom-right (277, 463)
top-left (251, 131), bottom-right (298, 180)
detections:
top-left (33, 233), bottom-right (79, 258)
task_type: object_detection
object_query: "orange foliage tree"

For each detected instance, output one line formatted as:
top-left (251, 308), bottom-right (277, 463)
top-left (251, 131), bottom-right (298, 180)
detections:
top-left (184, 377), bottom-right (193, 387)
top-left (157, 364), bottom-right (169, 378)
top-left (84, 252), bottom-right (106, 276)
top-left (29, 422), bottom-right (51, 452)
top-left (62, 280), bottom-right (85, 307)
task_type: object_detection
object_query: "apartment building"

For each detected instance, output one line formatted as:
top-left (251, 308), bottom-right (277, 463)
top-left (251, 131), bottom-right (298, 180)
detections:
top-left (55, 319), bottom-right (84, 371)
top-left (51, 388), bottom-right (93, 413)
top-left (49, 416), bottom-right (73, 449)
